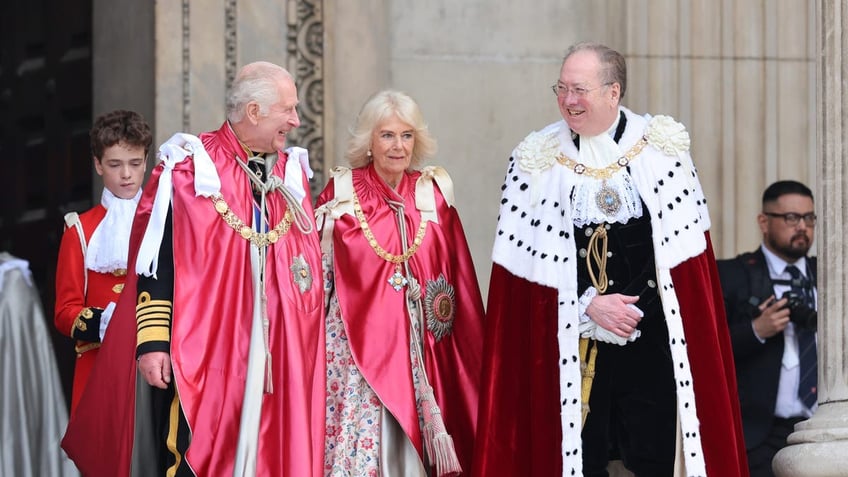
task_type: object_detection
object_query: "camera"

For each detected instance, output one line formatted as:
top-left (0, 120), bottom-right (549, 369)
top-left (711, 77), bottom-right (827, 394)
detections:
top-left (780, 290), bottom-right (817, 330)
top-left (746, 291), bottom-right (817, 330)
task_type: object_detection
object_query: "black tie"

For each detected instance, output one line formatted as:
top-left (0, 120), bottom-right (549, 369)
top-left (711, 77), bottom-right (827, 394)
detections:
top-left (786, 264), bottom-right (817, 409)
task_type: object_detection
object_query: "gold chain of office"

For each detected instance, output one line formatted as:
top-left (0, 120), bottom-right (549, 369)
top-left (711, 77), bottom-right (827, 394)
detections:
top-left (556, 136), bottom-right (649, 294)
top-left (211, 194), bottom-right (293, 247)
top-left (351, 191), bottom-right (427, 264)
top-left (556, 136), bottom-right (648, 178)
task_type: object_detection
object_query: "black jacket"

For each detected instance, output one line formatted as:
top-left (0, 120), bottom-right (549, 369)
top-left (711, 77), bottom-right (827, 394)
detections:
top-left (716, 248), bottom-right (817, 449)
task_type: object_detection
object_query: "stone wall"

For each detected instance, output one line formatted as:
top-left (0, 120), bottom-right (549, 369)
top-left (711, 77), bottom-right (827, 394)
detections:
top-left (93, 0), bottom-right (816, 296)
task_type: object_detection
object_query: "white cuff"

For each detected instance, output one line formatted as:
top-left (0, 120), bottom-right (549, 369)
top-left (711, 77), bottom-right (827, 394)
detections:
top-left (99, 301), bottom-right (117, 342)
top-left (578, 287), bottom-right (598, 324)
top-left (578, 300), bottom-right (643, 346)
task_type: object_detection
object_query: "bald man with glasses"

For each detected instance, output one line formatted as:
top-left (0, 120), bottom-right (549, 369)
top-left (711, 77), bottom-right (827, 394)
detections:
top-left (717, 180), bottom-right (818, 477)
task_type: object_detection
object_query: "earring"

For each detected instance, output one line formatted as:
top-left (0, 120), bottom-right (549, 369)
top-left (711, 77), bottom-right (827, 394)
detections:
top-left (367, 149), bottom-right (372, 157)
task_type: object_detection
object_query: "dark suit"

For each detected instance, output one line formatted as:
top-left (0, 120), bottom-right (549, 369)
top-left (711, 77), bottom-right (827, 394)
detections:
top-left (717, 248), bottom-right (817, 475)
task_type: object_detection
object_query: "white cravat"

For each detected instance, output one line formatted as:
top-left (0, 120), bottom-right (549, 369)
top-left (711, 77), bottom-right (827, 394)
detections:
top-left (85, 188), bottom-right (141, 273)
top-left (578, 127), bottom-right (622, 169)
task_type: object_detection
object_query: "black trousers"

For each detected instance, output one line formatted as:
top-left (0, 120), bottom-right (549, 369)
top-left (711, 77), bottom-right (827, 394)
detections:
top-left (581, 314), bottom-right (677, 477)
top-left (747, 416), bottom-right (805, 477)
top-left (150, 382), bottom-right (194, 476)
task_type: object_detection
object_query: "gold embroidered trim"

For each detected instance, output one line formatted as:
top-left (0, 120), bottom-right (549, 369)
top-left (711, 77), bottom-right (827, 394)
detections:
top-left (75, 342), bottom-right (101, 356)
top-left (112, 283), bottom-right (124, 294)
top-left (210, 194), bottom-right (293, 247)
top-left (556, 136), bottom-right (649, 179)
top-left (136, 292), bottom-right (173, 346)
top-left (352, 191), bottom-right (427, 265)
top-left (71, 307), bottom-right (94, 334)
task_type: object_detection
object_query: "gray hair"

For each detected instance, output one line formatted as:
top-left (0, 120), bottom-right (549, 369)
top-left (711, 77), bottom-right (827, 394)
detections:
top-left (345, 90), bottom-right (437, 169)
top-left (226, 62), bottom-right (293, 122)
top-left (564, 42), bottom-right (627, 101)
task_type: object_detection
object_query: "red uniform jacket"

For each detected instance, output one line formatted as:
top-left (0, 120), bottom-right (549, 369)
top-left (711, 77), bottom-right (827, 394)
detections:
top-left (54, 205), bottom-right (126, 413)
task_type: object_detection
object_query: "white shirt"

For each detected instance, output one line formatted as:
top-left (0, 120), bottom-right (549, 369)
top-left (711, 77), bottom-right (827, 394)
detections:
top-left (759, 245), bottom-right (817, 418)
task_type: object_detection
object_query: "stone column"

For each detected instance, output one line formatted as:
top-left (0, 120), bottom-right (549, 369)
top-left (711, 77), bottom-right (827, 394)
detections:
top-left (773, 0), bottom-right (848, 475)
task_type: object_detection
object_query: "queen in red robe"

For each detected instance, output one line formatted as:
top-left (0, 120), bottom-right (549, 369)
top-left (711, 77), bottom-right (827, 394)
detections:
top-left (315, 90), bottom-right (484, 477)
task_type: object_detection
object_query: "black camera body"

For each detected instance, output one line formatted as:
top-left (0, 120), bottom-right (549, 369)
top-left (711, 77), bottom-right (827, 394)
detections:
top-left (781, 290), bottom-right (817, 330)
top-left (746, 291), bottom-right (817, 330)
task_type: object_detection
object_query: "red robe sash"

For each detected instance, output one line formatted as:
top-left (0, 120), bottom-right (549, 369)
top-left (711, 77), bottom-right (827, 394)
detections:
top-left (317, 164), bottom-right (484, 472)
top-left (62, 123), bottom-right (326, 476)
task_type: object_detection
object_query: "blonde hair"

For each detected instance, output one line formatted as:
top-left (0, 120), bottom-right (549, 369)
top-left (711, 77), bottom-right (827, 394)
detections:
top-left (345, 90), bottom-right (437, 169)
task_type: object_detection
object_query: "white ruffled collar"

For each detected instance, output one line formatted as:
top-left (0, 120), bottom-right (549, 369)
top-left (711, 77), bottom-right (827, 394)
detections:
top-left (85, 188), bottom-right (141, 273)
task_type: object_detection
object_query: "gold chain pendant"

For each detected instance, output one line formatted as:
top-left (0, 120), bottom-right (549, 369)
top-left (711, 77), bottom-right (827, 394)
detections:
top-left (352, 191), bottom-right (427, 291)
top-left (595, 182), bottom-right (622, 215)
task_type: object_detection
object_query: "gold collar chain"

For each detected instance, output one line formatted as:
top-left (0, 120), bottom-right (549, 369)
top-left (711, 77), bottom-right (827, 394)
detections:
top-left (557, 136), bottom-right (648, 179)
top-left (352, 191), bottom-right (427, 265)
top-left (211, 194), bottom-right (293, 247)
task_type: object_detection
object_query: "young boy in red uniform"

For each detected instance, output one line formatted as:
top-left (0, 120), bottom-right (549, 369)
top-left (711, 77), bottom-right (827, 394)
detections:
top-left (54, 109), bottom-right (152, 414)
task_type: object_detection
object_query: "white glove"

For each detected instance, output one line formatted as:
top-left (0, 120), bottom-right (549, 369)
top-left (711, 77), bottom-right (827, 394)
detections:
top-left (99, 301), bottom-right (116, 342)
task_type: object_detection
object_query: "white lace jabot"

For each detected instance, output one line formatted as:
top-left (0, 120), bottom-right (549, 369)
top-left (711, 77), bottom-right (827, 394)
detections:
top-left (571, 121), bottom-right (642, 227)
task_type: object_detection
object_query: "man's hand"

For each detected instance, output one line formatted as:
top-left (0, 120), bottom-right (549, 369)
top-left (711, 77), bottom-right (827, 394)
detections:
top-left (586, 293), bottom-right (643, 338)
top-left (752, 295), bottom-right (791, 339)
top-left (137, 351), bottom-right (172, 389)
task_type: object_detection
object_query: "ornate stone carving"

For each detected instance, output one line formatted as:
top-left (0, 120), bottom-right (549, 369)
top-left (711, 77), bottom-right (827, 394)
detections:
top-left (181, 0), bottom-right (191, 131)
top-left (224, 0), bottom-right (238, 92)
top-left (286, 0), bottom-right (324, 198)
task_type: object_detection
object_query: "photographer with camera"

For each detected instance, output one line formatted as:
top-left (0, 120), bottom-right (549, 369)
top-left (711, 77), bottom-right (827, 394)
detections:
top-left (717, 180), bottom-right (818, 477)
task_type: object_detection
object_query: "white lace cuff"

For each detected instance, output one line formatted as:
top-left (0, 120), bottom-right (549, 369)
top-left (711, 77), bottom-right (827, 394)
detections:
top-left (578, 296), bottom-right (642, 346)
top-left (578, 287), bottom-right (598, 323)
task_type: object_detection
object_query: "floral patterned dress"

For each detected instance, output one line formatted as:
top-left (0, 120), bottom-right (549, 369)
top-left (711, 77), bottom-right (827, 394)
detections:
top-left (323, 293), bottom-right (424, 477)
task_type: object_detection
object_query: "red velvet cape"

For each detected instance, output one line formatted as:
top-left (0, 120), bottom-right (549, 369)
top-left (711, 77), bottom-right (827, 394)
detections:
top-left (317, 164), bottom-right (484, 472)
top-left (473, 234), bottom-right (748, 476)
top-left (62, 123), bottom-right (326, 476)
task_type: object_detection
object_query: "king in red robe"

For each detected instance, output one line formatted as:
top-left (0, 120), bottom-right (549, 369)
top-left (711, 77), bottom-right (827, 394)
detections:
top-left (61, 122), bottom-right (326, 477)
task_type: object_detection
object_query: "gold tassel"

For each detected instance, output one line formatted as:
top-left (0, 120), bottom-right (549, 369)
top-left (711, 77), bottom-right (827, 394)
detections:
top-left (579, 337), bottom-right (598, 427)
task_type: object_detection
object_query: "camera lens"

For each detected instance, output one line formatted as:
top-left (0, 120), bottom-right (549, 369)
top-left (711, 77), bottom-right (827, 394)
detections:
top-left (781, 291), bottom-right (817, 329)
